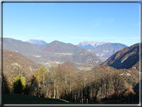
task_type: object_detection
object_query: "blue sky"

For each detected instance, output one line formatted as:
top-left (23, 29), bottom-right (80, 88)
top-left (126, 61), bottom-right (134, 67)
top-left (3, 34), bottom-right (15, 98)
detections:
top-left (3, 3), bottom-right (140, 46)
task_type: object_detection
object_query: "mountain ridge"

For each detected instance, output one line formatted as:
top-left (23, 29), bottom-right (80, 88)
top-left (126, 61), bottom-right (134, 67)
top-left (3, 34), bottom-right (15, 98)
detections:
top-left (26, 39), bottom-right (47, 45)
top-left (40, 40), bottom-right (85, 54)
top-left (77, 41), bottom-right (109, 49)
top-left (92, 43), bottom-right (128, 61)
top-left (101, 43), bottom-right (141, 69)
top-left (1, 49), bottom-right (41, 80)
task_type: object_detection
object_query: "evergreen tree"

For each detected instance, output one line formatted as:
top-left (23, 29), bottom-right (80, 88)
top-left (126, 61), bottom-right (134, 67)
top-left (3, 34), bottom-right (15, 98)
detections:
top-left (13, 75), bottom-right (26, 94)
top-left (2, 72), bottom-right (10, 93)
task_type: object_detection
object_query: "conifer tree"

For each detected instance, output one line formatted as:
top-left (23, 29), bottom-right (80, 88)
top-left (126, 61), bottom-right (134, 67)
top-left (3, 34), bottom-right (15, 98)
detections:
top-left (2, 72), bottom-right (10, 93)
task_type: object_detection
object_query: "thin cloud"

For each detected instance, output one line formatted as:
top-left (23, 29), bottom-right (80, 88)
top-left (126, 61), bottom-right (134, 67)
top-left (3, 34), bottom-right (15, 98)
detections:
top-left (91, 18), bottom-right (114, 28)
top-left (102, 34), bottom-right (108, 38)
top-left (103, 36), bottom-right (121, 40)
top-left (94, 19), bottom-right (102, 28)
top-left (90, 19), bottom-right (102, 28)
top-left (69, 36), bottom-right (94, 40)
top-left (124, 41), bottom-right (131, 45)
top-left (127, 37), bottom-right (139, 40)
top-left (104, 36), bottom-right (139, 41)
top-left (104, 18), bottom-right (114, 23)
top-left (103, 35), bottom-right (139, 46)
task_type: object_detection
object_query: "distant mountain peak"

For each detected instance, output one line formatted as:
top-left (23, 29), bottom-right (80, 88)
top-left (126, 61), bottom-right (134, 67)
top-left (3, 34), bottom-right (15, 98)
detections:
top-left (26, 39), bottom-right (47, 45)
top-left (78, 40), bottom-right (110, 49)
top-left (51, 40), bottom-right (62, 43)
top-left (80, 41), bottom-right (109, 46)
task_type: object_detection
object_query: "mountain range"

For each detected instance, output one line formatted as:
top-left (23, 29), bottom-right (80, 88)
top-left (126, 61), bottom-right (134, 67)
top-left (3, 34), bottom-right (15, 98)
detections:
top-left (1, 38), bottom-right (130, 71)
top-left (77, 41), bottom-right (128, 61)
top-left (92, 43), bottom-right (128, 61)
top-left (2, 38), bottom-right (99, 70)
top-left (40, 40), bottom-right (84, 54)
top-left (3, 38), bottom-right (39, 55)
top-left (77, 41), bottom-right (109, 49)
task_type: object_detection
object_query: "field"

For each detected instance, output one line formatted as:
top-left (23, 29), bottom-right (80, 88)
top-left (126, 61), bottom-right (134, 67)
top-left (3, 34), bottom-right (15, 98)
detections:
top-left (2, 93), bottom-right (72, 104)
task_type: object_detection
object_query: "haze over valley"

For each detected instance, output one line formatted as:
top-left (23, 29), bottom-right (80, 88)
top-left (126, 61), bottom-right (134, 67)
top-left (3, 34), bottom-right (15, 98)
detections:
top-left (1, 38), bottom-right (128, 71)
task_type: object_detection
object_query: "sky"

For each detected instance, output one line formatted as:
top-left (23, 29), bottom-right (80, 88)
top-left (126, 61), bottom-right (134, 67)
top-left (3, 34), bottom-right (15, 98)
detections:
top-left (3, 2), bottom-right (140, 46)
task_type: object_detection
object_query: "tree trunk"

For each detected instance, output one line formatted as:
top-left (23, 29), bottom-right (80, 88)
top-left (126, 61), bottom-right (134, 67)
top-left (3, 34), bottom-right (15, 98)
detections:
top-left (54, 80), bottom-right (56, 98)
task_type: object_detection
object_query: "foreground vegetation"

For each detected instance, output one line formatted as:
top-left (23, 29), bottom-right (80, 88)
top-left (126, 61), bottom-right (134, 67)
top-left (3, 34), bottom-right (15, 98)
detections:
top-left (2, 63), bottom-right (139, 104)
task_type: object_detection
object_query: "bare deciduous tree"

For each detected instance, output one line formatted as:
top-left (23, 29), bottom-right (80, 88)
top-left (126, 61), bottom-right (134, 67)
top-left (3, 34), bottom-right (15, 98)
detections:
top-left (111, 73), bottom-right (125, 97)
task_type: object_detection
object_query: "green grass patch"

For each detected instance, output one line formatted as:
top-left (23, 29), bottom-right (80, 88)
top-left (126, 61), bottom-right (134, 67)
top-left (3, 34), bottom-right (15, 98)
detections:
top-left (2, 93), bottom-right (72, 104)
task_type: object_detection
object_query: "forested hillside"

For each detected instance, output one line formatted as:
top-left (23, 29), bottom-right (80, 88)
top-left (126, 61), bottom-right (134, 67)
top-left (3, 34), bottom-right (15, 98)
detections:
top-left (101, 43), bottom-right (141, 69)
top-left (2, 62), bottom-right (140, 104)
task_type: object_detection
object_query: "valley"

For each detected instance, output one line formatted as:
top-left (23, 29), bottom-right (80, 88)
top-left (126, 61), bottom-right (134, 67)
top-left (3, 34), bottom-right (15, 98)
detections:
top-left (1, 38), bottom-right (141, 104)
top-left (1, 38), bottom-right (128, 71)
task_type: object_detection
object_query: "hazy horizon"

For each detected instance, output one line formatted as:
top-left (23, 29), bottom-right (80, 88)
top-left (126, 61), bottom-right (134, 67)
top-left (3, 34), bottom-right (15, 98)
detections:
top-left (3, 37), bottom-right (140, 46)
